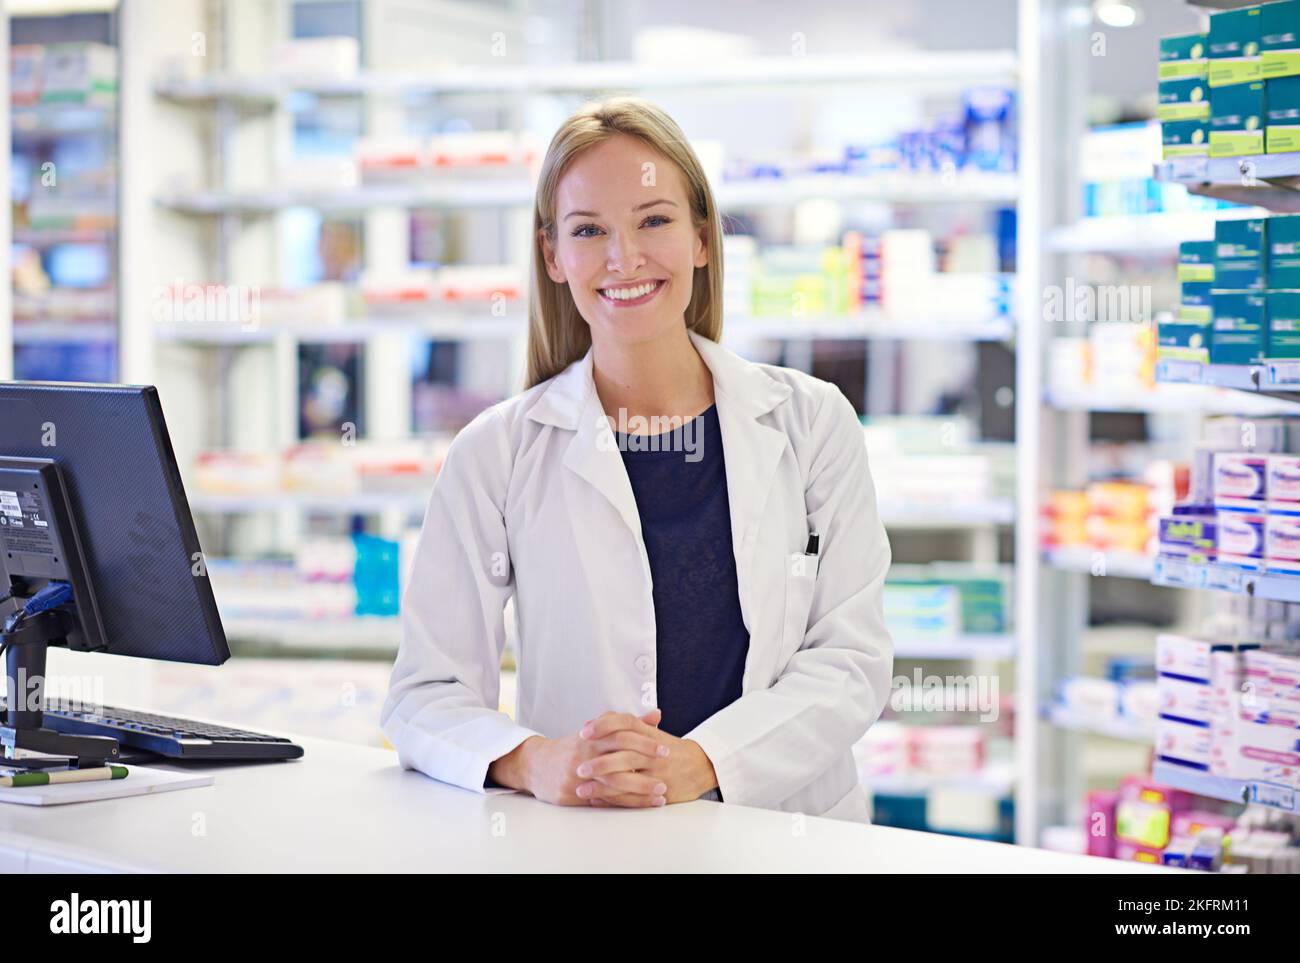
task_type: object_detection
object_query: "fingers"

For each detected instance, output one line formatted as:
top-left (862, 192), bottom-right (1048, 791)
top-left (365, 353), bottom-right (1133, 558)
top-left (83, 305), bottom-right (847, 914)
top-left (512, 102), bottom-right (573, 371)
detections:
top-left (588, 728), bottom-right (669, 760)
top-left (576, 760), bottom-right (666, 796)
top-left (639, 708), bottom-right (662, 727)
top-left (580, 710), bottom-right (662, 742)
top-left (581, 781), bottom-right (666, 807)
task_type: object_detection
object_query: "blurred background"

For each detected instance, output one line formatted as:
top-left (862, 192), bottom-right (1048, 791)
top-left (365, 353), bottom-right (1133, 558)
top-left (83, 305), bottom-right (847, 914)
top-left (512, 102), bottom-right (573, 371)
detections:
top-left (5, 0), bottom-right (1294, 867)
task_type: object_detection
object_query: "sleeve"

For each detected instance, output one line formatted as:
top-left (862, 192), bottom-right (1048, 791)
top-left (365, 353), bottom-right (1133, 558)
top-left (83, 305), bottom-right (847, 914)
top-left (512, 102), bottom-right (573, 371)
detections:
top-left (379, 408), bottom-right (543, 794)
top-left (682, 383), bottom-right (894, 810)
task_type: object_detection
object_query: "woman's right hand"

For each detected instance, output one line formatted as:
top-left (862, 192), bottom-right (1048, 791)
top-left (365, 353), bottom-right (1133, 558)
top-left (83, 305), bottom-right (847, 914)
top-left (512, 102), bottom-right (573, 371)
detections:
top-left (490, 710), bottom-right (670, 807)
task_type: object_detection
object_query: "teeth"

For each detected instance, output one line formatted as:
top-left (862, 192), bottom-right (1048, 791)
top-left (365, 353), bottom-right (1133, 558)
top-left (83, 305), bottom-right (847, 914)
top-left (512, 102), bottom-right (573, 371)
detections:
top-left (601, 281), bottom-right (659, 301)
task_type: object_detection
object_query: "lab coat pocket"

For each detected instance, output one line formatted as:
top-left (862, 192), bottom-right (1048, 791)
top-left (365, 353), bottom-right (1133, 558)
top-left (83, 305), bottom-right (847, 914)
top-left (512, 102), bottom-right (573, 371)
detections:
top-left (778, 552), bottom-right (819, 665)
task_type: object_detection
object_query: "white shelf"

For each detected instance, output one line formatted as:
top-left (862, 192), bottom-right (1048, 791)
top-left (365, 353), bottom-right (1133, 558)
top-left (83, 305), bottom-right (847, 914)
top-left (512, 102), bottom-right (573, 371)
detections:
top-left (157, 172), bottom-right (1019, 215)
top-left (1152, 555), bottom-right (1300, 602)
top-left (1043, 547), bottom-right (1154, 581)
top-left (893, 634), bottom-right (1015, 660)
top-left (155, 316), bottom-right (526, 344)
top-left (879, 500), bottom-right (1015, 529)
top-left (1046, 212), bottom-right (1217, 255)
top-left (1152, 762), bottom-right (1297, 813)
top-left (188, 491), bottom-right (428, 515)
top-left (1047, 382), bottom-right (1300, 416)
top-left (153, 51), bottom-right (1020, 101)
top-left (221, 615), bottom-right (401, 653)
top-left (1046, 704), bottom-right (1153, 742)
top-left (866, 762), bottom-right (1015, 797)
top-left (156, 312), bottom-right (1014, 346)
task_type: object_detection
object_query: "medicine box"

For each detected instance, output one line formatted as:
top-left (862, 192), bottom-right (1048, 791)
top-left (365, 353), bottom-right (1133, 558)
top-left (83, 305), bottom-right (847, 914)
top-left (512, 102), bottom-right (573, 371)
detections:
top-left (1208, 7), bottom-right (1263, 88)
top-left (1211, 291), bottom-right (1267, 364)
top-left (1214, 217), bottom-right (1267, 290)
top-left (1262, 0), bottom-right (1300, 79)
top-left (1210, 80), bottom-right (1265, 157)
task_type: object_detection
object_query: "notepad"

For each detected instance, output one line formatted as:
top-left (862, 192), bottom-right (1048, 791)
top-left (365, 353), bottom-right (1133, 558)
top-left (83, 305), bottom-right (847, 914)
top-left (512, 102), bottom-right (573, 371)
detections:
top-left (0, 765), bottom-right (213, 806)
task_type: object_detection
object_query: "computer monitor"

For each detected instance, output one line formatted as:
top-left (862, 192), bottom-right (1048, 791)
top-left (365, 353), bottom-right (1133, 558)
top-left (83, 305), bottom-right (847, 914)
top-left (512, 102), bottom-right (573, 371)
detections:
top-left (0, 382), bottom-right (229, 666)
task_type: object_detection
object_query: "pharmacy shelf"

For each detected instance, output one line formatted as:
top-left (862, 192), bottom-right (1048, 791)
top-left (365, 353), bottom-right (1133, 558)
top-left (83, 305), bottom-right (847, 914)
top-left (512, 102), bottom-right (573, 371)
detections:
top-left (1152, 555), bottom-right (1300, 602)
top-left (1154, 152), bottom-right (1300, 213)
top-left (221, 615), bottom-right (401, 656)
top-left (1151, 762), bottom-right (1297, 813)
top-left (1156, 358), bottom-right (1300, 405)
top-left (877, 500), bottom-right (1015, 529)
top-left (1043, 547), bottom-right (1154, 581)
top-left (725, 314), bottom-right (1014, 342)
top-left (1045, 211), bottom-right (1216, 255)
top-left (155, 316), bottom-right (525, 344)
top-left (156, 172), bottom-right (1019, 216)
top-left (190, 490), bottom-right (1012, 528)
top-left (893, 634), bottom-right (1015, 661)
top-left (1047, 381), bottom-right (1300, 416)
top-left (1045, 704), bottom-right (1153, 743)
top-left (156, 311), bottom-right (1015, 346)
top-left (866, 762), bottom-right (1016, 797)
top-left (188, 491), bottom-right (428, 515)
top-left (153, 51), bottom-right (1020, 102)
top-left (12, 323), bottom-right (118, 344)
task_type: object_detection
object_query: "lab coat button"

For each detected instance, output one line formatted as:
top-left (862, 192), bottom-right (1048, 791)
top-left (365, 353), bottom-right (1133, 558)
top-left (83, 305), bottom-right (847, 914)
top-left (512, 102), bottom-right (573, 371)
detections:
top-left (634, 655), bottom-right (653, 674)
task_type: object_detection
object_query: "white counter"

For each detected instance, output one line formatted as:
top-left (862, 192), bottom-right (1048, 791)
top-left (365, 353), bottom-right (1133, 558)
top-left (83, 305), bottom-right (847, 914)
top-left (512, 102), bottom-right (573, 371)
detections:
top-left (0, 735), bottom-right (1178, 873)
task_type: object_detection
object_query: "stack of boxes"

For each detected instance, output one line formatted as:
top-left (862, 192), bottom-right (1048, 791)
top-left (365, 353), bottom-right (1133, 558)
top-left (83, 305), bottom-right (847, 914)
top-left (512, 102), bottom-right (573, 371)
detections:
top-left (1159, 3), bottom-right (1300, 159)
top-left (1160, 32), bottom-right (1209, 158)
top-left (1158, 212), bottom-right (1300, 367)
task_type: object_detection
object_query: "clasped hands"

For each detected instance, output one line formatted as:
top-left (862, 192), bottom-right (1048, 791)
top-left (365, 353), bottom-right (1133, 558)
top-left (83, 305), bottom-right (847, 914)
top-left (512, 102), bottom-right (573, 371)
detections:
top-left (490, 708), bottom-right (719, 808)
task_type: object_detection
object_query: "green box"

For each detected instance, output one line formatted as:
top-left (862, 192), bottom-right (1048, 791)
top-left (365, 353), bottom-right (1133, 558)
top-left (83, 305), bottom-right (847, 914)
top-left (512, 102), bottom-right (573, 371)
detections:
top-left (1158, 77), bottom-right (1210, 121)
top-left (1267, 74), bottom-right (1300, 151)
top-left (1262, 0), bottom-right (1300, 78)
top-left (1268, 213), bottom-right (1300, 287)
top-left (1162, 118), bottom-right (1209, 157)
top-left (1160, 33), bottom-right (1209, 80)
top-left (1210, 80), bottom-right (1266, 156)
top-left (1179, 240), bottom-right (1216, 282)
top-left (1209, 7), bottom-right (1264, 88)
top-left (1215, 217), bottom-right (1268, 289)
top-left (1211, 291), bottom-right (1267, 364)
top-left (1268, 290), bottom-right (1300, 358)
top-left (1180, 280), bottom-right (1214, 323)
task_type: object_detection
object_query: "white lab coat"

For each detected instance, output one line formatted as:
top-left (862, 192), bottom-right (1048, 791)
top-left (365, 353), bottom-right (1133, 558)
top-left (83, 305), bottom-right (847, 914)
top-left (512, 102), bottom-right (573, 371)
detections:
top-left (381, 329), bottom-right (894, 822)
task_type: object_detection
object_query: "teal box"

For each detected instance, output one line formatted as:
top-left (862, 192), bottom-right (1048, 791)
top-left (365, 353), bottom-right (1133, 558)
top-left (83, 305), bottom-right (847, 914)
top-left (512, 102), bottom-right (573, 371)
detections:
top-left (1215, 217), bottom-right (1268, 290)
top-left (1160, 33), bottom-right (1209, 81)
top-left (1267, 290), bottom-right (1300, 358)
top-left (1158, 77), bottom-right (1210, 120)
top-left (1179, 240), bottom-right (1216, 282)
top-left (1265, 73), bottom-right (1300, 151)
top-left (1262, 0), bottom-right (1300, 78)
top-left (1209, 7), bottom-right (1264, 88)
top-left (1211, 291), bottom-right (1267, 364)
top-left (1160, 318), bottom-right (1212, 352)
top-left (1162, 118), bottom-right (1209, 156)
top-left (1268, 213), bottom-right (1300, 288)
top-left (1210, 80), bottom-right (1266, 156)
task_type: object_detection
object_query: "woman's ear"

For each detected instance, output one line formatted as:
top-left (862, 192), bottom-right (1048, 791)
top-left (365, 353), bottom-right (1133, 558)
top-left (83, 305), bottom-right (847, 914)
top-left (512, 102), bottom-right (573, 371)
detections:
top-left (693, 222), bottom-right (709, 269)
top-left (539, 230), bottom-right (566, 284)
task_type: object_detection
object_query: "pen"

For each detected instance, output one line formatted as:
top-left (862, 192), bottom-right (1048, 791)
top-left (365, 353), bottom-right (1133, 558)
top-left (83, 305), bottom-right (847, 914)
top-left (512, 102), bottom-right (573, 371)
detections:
top-left (805, 532), bottom-right (819, 555)
top-left (0, 765), bottom-right (128, 788)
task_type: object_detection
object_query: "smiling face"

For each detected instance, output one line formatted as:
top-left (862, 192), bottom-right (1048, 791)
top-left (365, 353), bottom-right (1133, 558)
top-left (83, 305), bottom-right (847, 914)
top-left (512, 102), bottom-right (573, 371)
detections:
top-left (540, 133), bottom-right (709, 348)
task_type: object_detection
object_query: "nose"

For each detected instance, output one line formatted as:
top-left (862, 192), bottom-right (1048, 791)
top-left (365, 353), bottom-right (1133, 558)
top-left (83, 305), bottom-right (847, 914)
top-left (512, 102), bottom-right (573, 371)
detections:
top-left (605, 231), bottom-right (646, 276)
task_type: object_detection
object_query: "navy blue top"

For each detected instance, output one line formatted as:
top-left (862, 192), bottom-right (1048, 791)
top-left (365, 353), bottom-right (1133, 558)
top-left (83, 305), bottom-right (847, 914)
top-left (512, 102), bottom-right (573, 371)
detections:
top-left (615, 403), bottom-right (750, 741)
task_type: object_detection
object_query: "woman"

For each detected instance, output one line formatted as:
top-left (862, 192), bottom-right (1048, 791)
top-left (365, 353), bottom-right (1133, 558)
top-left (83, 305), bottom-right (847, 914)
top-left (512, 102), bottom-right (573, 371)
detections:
top-left (381, 96), bottom-right (893, 821)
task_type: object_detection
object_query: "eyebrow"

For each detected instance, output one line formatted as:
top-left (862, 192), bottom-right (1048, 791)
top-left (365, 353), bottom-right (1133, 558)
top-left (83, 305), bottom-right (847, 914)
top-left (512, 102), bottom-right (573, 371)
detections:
top-left (563, 199), bottom-right (678, 221)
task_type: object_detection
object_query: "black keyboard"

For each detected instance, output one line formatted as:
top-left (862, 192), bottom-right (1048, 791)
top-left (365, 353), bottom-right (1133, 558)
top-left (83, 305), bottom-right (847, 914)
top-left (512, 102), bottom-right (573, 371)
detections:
top-left (0, 699), bottom-right (304, 761)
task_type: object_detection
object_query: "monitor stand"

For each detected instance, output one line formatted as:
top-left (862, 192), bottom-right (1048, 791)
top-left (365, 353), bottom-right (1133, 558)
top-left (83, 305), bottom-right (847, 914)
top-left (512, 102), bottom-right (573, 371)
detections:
top-left (2, 608), bottom-right (120, 768)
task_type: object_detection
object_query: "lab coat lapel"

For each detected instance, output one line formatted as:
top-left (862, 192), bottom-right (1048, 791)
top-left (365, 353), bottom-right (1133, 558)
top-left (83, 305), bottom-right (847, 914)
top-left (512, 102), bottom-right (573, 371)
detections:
top-left (555, 350), bottom-right (646, 546)
top-left (689, 331), bottom-right (792, 636)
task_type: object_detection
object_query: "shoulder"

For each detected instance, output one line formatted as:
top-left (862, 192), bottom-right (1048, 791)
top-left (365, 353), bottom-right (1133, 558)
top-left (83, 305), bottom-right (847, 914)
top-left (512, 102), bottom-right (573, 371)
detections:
top-left (753, 360), bottom-right (858, 439)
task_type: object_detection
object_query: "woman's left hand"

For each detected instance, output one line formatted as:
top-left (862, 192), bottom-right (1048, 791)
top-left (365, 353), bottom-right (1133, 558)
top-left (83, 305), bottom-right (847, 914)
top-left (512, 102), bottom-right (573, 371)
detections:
top-left (575, 709), bottom-right (719, 805)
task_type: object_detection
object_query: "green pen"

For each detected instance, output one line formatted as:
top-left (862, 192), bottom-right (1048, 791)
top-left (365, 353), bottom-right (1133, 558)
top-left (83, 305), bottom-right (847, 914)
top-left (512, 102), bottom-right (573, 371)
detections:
top-left (0, 765), bottom-right (127, 788)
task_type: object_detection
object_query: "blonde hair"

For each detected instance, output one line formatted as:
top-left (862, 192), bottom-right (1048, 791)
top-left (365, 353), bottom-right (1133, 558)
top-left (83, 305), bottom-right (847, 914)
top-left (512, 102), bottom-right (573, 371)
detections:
top-left (525, 96), bottom-right (724, 389)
